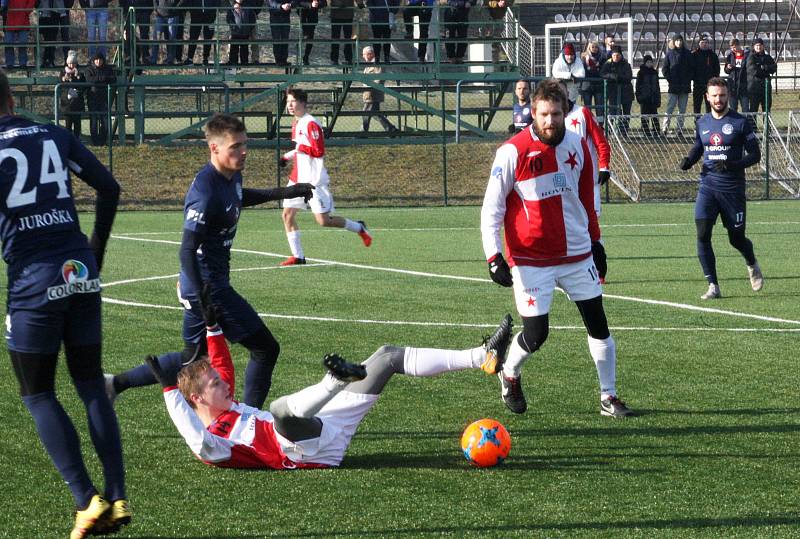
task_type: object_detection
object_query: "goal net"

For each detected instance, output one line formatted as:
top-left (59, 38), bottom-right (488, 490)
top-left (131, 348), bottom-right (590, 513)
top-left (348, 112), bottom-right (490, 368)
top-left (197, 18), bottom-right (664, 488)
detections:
top-left (544, 17), bottom-right (634, 77)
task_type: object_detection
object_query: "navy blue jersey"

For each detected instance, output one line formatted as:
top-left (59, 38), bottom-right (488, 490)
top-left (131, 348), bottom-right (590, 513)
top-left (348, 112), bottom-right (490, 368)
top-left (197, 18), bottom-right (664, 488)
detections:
top-left (0, 115), bottom-right (118, 309)
top-left (179, 163), bottom-right (243, 296)
top-left (513, 101), bottom-right (532, 130)
top-left (687, 110), bottom-right (760, 192)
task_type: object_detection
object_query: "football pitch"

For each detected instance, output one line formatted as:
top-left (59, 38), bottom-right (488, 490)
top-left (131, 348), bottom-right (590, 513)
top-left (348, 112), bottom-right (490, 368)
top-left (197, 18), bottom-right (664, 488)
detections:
top-left (2, 201), bottom-right (799, 538)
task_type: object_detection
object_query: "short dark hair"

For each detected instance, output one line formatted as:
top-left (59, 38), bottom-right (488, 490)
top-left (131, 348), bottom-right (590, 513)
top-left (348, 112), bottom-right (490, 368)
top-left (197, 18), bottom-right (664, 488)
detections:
top-left (706, 76), bottom-right (728, 90)
top-left (515, 79), bottom-right (531, 89)
top-left (0, 70), bottom-right (10, 114)
top-left (204, 113), bottom-right (246, 139)
top-left (286, 87), bottom-right (308, 104)
top-left (532, 79), bottom-right (568, 112)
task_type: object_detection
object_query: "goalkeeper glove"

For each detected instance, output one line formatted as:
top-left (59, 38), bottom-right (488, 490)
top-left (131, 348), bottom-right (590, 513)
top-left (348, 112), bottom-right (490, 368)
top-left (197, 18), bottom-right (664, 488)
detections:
top-left (488, 253), bottom-right (513, 287)
top-left (279, 156), bottom-right (288, 168)
top-left (679, 157), bottom-right (693, 171)
top-left (285, 183), bottom-right (315, 203)
top-left (591, 241), bottom-right (607, 279)
top-left (598, 170), bottom-right (611, 186)
top-left (145, 355), bottom-right (177, 388)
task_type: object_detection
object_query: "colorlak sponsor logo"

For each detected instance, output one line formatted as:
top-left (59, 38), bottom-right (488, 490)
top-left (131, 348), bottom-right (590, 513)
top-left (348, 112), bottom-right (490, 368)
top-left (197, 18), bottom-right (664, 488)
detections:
top-left (46, 259), bottom-right (100, 300)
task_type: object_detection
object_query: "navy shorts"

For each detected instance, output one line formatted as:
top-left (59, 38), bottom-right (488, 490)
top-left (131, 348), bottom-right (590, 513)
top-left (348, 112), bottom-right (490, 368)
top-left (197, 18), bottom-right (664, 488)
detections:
top-left (180, 285), bottom-right (267, 345)
top-left (694, 187), bottom-right (747, 230)
top-left (6, 292), bottom-right (102, 354)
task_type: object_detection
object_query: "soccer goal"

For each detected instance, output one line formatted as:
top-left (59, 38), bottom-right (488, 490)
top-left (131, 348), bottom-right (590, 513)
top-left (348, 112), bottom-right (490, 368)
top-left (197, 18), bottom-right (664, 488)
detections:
top-left (605, 112), bottom-right (800, 201)
top-left (544, 17), bottom-right (634, 77)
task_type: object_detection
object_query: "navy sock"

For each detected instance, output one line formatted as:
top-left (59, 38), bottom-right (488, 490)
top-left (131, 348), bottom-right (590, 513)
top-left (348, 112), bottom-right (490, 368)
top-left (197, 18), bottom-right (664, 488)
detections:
top-left (22, 392), bottom-right (96, 508)
top-left (115, 351), bottom-right (183, 393)
top-left (697, 240), bottom-right (718, 284)
top-left (74, 378), bottom-right (126, 502)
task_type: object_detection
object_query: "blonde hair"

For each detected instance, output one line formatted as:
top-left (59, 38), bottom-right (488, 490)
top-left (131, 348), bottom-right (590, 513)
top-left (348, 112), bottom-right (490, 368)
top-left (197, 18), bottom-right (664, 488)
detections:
top-left (584, 40), bottom-right (600, 55)
top-left (177, 358), bottom-right (212, 409)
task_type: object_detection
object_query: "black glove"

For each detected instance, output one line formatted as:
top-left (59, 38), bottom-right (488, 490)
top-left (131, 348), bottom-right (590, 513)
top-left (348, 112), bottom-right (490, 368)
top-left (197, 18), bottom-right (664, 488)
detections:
top-left (199, 283), bottom-right (218, 327)
top-left (285, 183), bottom-right (315, 203)
top-left (598, 170), bottom-right (611, 186)
top-left (679, 157), bottom-right (693, 171)
top-left (88, 232), bottom-right (107, 273)
top-left (279, 156), bottom-right (289, 168)
top-left (145, 354), bottom-right (177, 388)
top-left (591, 241), bottom-right (607, 279)
top-left (488, 253), bottom-right (513, 287)
top-left (507, 124), bottom-right (516, 134)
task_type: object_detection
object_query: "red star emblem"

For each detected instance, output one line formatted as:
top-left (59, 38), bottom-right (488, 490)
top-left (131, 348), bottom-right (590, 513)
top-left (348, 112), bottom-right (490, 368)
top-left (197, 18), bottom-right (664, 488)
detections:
top-left (564, 151), bottom-right (578, 169)
top-left (570, 118), bottom-right (580, 128)
top-left (526, 296), bottom-right (536, 307)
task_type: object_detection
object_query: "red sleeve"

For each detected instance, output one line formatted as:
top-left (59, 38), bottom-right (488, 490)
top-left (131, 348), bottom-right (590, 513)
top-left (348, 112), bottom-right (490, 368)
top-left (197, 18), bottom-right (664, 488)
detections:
top-left (583, 108), bottom-right (610, 170)
top-left (297, 121), bottom-right (325, 158)
top-left (207, 327), bottom-right (235, 399)
top-left (579, 139), bottom-right (601, 242)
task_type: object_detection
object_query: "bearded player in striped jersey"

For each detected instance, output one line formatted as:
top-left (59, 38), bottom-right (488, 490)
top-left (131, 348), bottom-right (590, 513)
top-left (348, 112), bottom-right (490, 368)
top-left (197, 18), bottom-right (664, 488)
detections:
top-left (561, 81), bottom-right (612, 283)
top-left (145, 288), bottom-right (514, 470)
top-left (278, 88), bottom-right (372, 266)
top-left (480, 79), bottom-right (633, 418)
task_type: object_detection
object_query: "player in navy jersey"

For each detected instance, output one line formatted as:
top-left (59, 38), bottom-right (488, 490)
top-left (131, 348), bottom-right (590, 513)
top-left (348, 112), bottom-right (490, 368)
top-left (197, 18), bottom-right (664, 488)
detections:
top-left (679, 77), bottom-right (763, 300)
top-left (511, 79), bottom-right (532, 132)
top-left (106, 114), bottom-right (313, 409)
top-left (0, 71), bottom-right (130, 539)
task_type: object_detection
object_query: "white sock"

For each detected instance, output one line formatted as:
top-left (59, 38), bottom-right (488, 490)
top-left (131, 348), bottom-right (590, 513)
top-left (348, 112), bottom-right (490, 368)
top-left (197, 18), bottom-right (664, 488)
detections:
top-left (343, 219), bottom-right (362, 233)
top-left (402, 347), bottom-right (482, 377)
top-left (588, 334), bottom-right (617, 399)
top-left (287, 230), bottom-right (304, 259)
top-left (502, 332), bottom-right (530, 378)
top-left (285, 373), bottom-right (347, 418)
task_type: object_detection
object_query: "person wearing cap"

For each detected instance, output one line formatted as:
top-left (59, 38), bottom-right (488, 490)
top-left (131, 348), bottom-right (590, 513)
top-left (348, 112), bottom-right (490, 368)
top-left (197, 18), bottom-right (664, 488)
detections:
top-left (724, 38), bottom-right (749, 113)
top-left (635, 53), bottom-right (661, 137)
top-left (60, 50), bottom-right (86, 138)
top-left (661, 34), bottom-right (692, 136)
top-left (552, 42), bottom-right (585, 102)
top-left (692, 35), bottom-right (720, 114)
top-left (84, 52), bottom-right (116, 145)
top-left (745, 38), bottom-right (776, 117)
top-left (600, 45), bottom-right (633, 135)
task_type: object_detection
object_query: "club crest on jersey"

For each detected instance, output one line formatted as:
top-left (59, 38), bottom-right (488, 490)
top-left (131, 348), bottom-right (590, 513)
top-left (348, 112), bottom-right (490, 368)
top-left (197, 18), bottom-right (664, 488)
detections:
top-left (553, 172), bottom-right (567, 188)
top-left (47, 259), bottom-right (100, 300)
top-left (491, 166), bottom-right (503, 181)
top-left (709, 133), bottom-right (723, 146)
top-left (722, 123), bottom-right (734, 135)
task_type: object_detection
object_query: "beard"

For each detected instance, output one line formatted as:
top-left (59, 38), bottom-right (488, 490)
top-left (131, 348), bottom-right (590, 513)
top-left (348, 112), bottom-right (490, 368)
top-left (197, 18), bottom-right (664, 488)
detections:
top-left (710, 99), bottom-right (729, 114)
top-left (533, 120), bottom-right (566, 146)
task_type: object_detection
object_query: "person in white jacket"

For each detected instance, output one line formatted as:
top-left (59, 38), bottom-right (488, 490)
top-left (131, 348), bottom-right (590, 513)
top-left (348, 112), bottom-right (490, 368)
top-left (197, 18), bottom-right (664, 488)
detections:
top-left (552, 43), bottom-right (585, 103)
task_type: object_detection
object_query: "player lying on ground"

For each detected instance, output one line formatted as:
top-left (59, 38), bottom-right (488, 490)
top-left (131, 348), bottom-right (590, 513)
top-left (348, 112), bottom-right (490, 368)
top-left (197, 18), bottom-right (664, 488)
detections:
top-left (146, 298), bottom-right (514, 469)
top-left (278, 87), bottom-right (372, 266)
top-left (106, 113), bottom-right (314, 410)
top-left (0, 70), bottom-right (129, 539)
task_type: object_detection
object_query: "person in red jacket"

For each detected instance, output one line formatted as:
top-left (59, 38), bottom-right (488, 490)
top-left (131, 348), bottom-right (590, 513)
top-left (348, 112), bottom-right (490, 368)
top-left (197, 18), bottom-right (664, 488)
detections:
top-left (4, 0), bottom-right (35, 67)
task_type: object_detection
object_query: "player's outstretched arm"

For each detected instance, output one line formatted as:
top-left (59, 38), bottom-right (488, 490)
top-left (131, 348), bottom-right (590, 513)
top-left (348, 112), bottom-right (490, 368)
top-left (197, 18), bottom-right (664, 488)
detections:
top-left (241, 184), bottom-right (314, 207)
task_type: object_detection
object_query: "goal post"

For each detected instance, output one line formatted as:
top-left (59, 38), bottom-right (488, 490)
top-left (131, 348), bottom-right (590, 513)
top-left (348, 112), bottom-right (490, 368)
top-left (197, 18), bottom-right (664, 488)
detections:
top-left (544, 17), bottom-right (634, 77)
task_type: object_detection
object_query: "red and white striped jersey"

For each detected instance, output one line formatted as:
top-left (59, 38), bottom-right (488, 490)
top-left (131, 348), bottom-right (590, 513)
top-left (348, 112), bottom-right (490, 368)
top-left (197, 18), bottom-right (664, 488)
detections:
top-left (162, 328), bottom-right (323, 470)
top-left (565, 102), bottom-right (610, 174)
top-left (480, 125), bottom-right (601, 267)
top-left (288, 113), bottom-right (330, 186)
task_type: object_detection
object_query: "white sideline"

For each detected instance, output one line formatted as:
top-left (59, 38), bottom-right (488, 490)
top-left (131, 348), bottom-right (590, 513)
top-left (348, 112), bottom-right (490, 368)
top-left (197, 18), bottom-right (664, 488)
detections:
top-left (100, 297), bottom-right (800, 332)
top-left (110, 234), bottom-right (800, 327)
top-left (103, 263), bottom-right (330, 288)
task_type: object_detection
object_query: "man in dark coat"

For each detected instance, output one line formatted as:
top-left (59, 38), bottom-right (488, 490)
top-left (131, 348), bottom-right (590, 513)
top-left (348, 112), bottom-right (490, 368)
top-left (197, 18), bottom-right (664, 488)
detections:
top-left (365, 0), bottom-right (400, 63)
top-left (84, 52), bottom-right (116, 145)
top-left (746, 38), bottom-right (777, 115)
top-left (724, 38), bottom-right (749, 112)
top-left (600, 45), bottom-right (633, 135)
top-left (329, 0), bottom-right (363, 64)
top-left (692, 35), bottom-right (720, 114)
top-left (268, 0), bottom-right (294, 66)
top-left (635, 54), bottom-right (661, 137)
top-left (661, 34), bottom-right (692, 134)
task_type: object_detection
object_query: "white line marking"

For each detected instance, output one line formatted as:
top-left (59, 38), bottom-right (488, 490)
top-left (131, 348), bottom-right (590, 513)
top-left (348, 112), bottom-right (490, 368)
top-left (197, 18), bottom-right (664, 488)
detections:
top-left (111, 234), bottom-right (800, 326)
top-left (100, 297), bottom-right (800, 332)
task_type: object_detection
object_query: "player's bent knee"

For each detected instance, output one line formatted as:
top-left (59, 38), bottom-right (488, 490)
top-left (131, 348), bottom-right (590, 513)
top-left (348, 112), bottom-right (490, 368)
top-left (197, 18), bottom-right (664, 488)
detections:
top-left (371, 345), bottom-right (405, 372)
top-left (575, 296), bottom-right (610, 340)
top-left (64, 343), bottom-right (103, 382)
top-left (241, 329), bottom-right (280, 363)
top-left (519, 315), bottom-right (549, 353)
top-left (269, 396), bottom-right (292, 419)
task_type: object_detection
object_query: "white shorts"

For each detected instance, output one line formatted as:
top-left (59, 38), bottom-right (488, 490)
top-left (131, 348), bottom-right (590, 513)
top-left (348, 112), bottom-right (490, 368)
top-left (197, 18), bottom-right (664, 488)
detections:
top-left (283, 181), bottom-right (334, 214)
top-left (511, 256), bottom-right (602, 317)
top-left (275, 391), bottom-right (378, 467)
